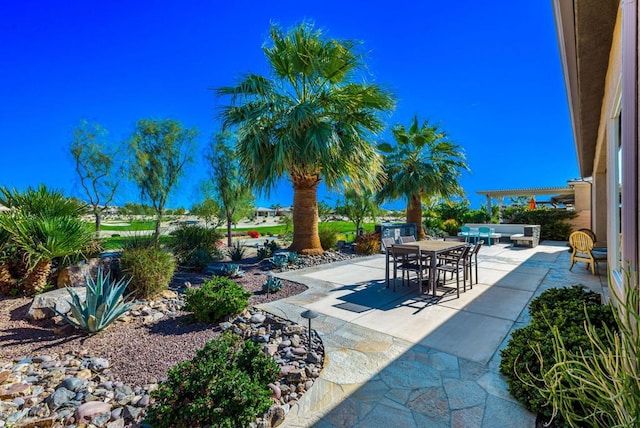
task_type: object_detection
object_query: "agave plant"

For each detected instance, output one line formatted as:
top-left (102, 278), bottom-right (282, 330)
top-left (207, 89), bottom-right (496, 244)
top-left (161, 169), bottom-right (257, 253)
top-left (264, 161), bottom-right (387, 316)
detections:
top-left (221, 263), bottom-right (244, 278)
top-left (262, 276), bottom-right (282, 293)
top-left (270, 254), bottom-right (289, 271)
top-left (56, 268), bottom-right (135, 333)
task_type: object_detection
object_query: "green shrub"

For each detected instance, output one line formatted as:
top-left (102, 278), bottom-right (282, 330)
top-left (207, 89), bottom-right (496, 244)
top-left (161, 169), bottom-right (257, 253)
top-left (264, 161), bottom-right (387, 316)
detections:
top-left (502, 207), bottom-right (576, 241)
top-left (441, 218), bottom-right (460, 236)
top-left (354, 232), bottom-right (380, 255)
top-left (533, 271), bottom-right (640, 427)
top-left (500, 286), bottom-right (616, 426)
top-left (168, 225), bottom-right (224, 271)
top-left (120, 247), bottom-right (176, 299)
top-left (145, 331), bottom-right (280, 428)
top-left (226, 242), bottom-right (246, 261)
top-left (56, 268), bottom-right (134, 333)
top-left (183, 276), bottom-right (251, 323)
top-left (318, 227), bottom-right (338, 251)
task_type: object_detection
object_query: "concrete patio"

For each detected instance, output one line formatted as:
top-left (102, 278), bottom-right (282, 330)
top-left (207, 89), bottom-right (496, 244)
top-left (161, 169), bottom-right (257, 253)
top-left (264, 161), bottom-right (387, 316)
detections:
top-left (257, 241), bottom-right (608, 427)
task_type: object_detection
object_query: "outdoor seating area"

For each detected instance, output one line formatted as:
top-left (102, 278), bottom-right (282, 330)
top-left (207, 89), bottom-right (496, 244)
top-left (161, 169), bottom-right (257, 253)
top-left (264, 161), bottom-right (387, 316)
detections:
top-left (385, 239), bottom-right (484, 298)
top-left (458, 226), bottom-right (502, 245)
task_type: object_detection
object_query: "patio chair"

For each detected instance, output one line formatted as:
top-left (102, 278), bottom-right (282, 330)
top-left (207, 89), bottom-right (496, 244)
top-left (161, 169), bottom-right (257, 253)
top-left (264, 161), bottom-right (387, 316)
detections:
top-left (459, 226), bottom-right (471, 242)
top-left (568, 231), bottom-right (607, 275)
top-left (464, 240), bottom-right (484, 288)
top-left (399, 235), bottom-right (417, 244)
top-left (478, 227), bottom-right (493, 246)
top-left (436, 245), bottom-right (471, 298)
top-left (389, 245), bottom-right (426, 292)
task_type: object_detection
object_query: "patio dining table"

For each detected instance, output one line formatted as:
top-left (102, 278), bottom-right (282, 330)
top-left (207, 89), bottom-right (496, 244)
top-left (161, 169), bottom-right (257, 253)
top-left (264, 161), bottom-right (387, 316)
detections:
top-left (386, 240), bottom-right (468, 296)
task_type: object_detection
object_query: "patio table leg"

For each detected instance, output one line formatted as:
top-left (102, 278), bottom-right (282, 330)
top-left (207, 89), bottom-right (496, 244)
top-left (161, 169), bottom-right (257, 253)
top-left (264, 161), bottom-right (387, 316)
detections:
top-left (430, 250), bottom-right (438, 296)
top-left (385, 249), bottom-right (390, 288)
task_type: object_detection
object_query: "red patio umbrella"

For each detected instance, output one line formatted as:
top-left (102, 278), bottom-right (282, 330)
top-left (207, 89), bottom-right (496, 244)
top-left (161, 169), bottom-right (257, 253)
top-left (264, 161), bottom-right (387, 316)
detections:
top-left (528, 197), bottom-right (537, 210)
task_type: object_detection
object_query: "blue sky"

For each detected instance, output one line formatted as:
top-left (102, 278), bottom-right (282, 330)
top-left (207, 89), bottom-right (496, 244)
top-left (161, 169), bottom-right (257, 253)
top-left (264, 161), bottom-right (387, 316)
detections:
top-left (0, 1), bottom-right (576, 210)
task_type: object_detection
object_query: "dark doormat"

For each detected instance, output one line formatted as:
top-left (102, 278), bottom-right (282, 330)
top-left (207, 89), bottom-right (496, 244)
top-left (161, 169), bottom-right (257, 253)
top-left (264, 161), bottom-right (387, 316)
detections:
top-left (334, 302), bottom-right (372, 313)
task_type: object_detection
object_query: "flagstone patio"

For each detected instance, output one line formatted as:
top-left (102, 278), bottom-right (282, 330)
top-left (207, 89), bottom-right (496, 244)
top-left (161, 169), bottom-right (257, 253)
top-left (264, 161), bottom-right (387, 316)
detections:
top-left (258, 241), bottom-right (608, 427)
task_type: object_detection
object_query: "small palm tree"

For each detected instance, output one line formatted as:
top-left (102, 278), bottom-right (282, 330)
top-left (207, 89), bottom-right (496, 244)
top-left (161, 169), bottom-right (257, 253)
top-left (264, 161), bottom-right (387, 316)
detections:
top-left (0, 185), bottom-right (86, 218)
top-left (0, 185), bottom-right (94, 294)
top-left (378, 116), bottom-right (469, 239)
top-left (0, 214), bottom-right (93, 294)
top-left (217, 22), bottom-right (394, 254)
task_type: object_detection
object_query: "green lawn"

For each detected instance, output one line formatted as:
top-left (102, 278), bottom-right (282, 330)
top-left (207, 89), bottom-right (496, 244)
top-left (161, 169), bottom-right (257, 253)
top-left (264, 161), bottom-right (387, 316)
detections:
top-left (100, 220), bottom-right (377, 250)
top-left (101, 220), bottom-right (157, 231)
top-left (231, 221), bottom-right (376, 235)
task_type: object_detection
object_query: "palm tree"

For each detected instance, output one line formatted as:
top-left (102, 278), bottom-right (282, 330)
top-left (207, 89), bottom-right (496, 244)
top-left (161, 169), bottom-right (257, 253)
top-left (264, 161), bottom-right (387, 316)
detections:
top-left (0, 214), bottom-right (93, 294)
top-left (217, 23), bottom-right (394, 255)
top-left (378, 116), bottom-right (469, 239)
top-left (0, 186), bottom-right (94, 294)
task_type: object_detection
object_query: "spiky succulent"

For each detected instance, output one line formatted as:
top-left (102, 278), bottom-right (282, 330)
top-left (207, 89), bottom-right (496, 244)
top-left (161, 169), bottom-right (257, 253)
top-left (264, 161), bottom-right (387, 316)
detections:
top-left (262, 276), bottom-right (282, 293)
top-left (56, 268), bottom-right (134, 333)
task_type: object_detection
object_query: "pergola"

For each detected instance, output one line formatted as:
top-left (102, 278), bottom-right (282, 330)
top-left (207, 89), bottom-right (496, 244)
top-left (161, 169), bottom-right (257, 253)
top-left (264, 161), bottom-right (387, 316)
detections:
top-left (476, 186), bottom-right (575, 217)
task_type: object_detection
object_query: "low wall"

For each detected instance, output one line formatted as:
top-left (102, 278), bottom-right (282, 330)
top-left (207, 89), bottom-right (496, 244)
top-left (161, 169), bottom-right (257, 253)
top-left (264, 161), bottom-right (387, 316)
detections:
top-left (463, 223), bottom-right (542, 243)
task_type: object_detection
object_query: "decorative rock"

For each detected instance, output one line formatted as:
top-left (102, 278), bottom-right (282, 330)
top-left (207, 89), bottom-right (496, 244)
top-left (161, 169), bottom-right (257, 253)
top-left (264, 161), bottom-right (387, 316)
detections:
top-left (0, 382), bottom-right (30, 399)
top-left (250, 313), bottom-right (266, 324)
top-left (45, 387), bottom-right (75, 409)
top-left (75, 401), bottom-right (111, 423)
top-left (31, 355), bottom-right (52, 364)
top-left (61, 377), bottom-right (86, 392)
top-left (136, 394), bottom-right (150, 407)
top-left (123, 404), bottom-right (143, 420)
top-left (265, 405), bottom-right (286, 428)
top-left (306, 352), bottom-right (321, 364)
top-left (110, 407), bottom-right (123, 420)
top-left (76, 369), bottom-right (92, 379)
top-left (106, 418), bottom-right (125, 428)
top-left (13, 416), bottom-right (56, 428)
top-left (292, 347), bottom-right (306, 356)
top-left (286, 369), bottom-right (307, 383)
top-left (88, 358), bottom-right (110, 371)
top-left (26, 287), bottom-right (87, 320)
top-left (267, 383), bottom-right (281, 399)
top-left (0, 370), bottom-right (10, 382)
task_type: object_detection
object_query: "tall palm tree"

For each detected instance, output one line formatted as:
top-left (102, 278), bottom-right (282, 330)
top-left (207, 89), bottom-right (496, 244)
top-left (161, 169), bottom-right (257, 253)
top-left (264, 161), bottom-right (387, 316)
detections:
top-left (378, 116), bottom-right (469, 239)
top-left (217, 23), bottom-right (394, 255)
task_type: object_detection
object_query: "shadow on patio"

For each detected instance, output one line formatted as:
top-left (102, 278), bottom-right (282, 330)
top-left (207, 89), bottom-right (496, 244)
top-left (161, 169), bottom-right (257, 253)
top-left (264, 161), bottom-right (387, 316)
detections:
top-left (258, 241), bottom-right (608, 427)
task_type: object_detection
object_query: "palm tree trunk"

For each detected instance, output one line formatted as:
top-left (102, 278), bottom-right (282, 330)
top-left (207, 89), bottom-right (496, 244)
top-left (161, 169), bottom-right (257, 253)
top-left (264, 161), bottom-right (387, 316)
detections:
top-left (0, 264), bottom-right (15, 293)
top-left (24, 259), bottom-right (52, 295)
top-left (290, 175), bottom-right (323, 255)
top-left (407, 192), bottom-right (425, 239)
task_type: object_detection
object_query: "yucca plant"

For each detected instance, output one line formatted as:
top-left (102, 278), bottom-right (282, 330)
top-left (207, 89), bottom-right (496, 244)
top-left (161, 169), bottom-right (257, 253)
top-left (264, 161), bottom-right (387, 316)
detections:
top-left (226, 241), bottom-right (246, 261)
top-left (56, 268), bottom-right (135, 333)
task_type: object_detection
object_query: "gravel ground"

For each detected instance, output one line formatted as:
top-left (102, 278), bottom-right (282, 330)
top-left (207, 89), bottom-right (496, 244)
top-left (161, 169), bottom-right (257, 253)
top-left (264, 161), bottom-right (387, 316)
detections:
top-left (0, 257), bottom-right (308, 387)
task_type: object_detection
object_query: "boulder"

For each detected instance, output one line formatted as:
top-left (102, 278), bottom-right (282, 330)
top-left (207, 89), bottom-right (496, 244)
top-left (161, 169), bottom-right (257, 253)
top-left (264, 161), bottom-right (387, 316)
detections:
top-left (56, 257), bottom-right (120, 288)
top-left (27, 287), bottom-right (86, 320)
